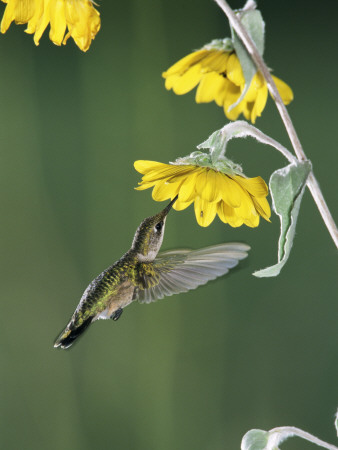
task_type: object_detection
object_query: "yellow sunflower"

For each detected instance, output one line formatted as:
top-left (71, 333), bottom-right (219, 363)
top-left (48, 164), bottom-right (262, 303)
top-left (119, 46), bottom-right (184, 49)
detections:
top-left (163, 48), bottom-right (293, 123)
top-left (135, 160), bottom-right (271, 228)
top-left (0, 0), bottom-right (100, 51)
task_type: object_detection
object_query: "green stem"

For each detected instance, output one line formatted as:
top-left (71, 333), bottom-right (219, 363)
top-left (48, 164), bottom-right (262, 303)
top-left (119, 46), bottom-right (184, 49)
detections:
top-left (216, 121), bottom-right (297, 163)
top-left (213, 0), bottom-right (338, 248)
top-left (269, 427), bottom-right (338, 450)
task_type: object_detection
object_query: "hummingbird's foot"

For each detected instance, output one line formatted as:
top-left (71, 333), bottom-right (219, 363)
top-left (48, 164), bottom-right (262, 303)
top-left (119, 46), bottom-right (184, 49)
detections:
top-left (111, 308), bottom-right (123, 321)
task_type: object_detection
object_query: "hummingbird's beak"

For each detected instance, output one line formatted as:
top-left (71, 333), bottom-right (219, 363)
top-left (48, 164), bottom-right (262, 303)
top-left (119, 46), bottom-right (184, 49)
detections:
top-left (162, 195), bottom-right (178, 216)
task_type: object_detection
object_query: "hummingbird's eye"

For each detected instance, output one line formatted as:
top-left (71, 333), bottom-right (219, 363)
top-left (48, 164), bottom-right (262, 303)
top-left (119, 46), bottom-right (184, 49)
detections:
top-left (155, 221), bottom-right (163, 232)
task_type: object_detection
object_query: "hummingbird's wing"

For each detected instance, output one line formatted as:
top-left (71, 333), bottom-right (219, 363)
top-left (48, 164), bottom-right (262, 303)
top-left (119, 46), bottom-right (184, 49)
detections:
top-left (133, 243), bottom-right (250, 303)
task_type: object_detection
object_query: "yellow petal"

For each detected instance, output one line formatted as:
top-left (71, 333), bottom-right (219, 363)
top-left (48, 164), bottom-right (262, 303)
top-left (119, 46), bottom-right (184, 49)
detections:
top-left (252, 196), bottom-right (271, 221)
top-left (272, 75), bottom-right (294, 105)
top-left (213, 77), bottom-right (234, 107)
top-left (33, 0), bottom-right (51, 45)
top-left (194, 196), bottom-right (217, 227)
top-left (217, 201), bottom-right (244, 227)
top-left (223, 82), bottom-right (242, 120)
top-left (243, 214), bottom-right (260, 227)
top-left (64, 0), bottom-right (100, 52)
top-left (170, 64), bottom-right (203, 95)
top-left (48, 0), bottom-right (67, 46)
top-left (226, 53), bottom-right (245, 86)
top-left (1, 0), bottom-right (99, 50)
top-left (174, 198), bottom-right (193, 211)
top-left (0, 0), bottom-right (15, 32)
top-left (194, 170), bottom-right (207, 198)
top-left (233, 176), bottom-right (268, 198)
top-left (134, 160), bottom-right (169, 175)
top-left (142, 165), bottom-right (194, 183)
top-left (199, 50), bottom-right (229, 73)
top-left (232, 187), bottom-right (256, 220)
top-left (135, 182), bottom-right (156, 191)
top-left (196, 72), bottom-right (227, 104)
top-left (162, 50), bottom-right (208, 77)
top-left (164, 74), bottom-right (181, 91)
top-left (151, 179), bottom-right (182, 202)
top-left (250, 83), bottom-right (268, 123)
top-left (0, 0), bottom-right (38, 32)
top-left (244, 72), bottom-right (264, 103)
top-left (239, 73), bottom-right (268, 123)
top-left (228, 175), bottom-right (271, 223)
top-left (25, 0), bottom-right (44, 34)
top-left (201, 169), bottom-right (222, 203)
top-left (218, 174), bottom-right (243, 208)
top-left (14, 0), bottom-right (35, 23)
top-left (242, 105), bottom-right (251, 122)
top-left (225, 101), bottom-right (245, 121)
top-left (178, 169), bottom-right (200, 202)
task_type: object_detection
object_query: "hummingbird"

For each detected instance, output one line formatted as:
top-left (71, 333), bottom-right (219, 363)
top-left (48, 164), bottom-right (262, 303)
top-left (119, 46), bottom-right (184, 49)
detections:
top-left (54, 196), bottom-right (250, 349)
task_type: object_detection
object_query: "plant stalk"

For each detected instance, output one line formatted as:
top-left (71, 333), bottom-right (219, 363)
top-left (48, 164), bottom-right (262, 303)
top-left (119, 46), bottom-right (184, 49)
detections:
top-left (213, 0), bottom-right (338, 248)
top-left (270, 427), bottom-right (338, 450)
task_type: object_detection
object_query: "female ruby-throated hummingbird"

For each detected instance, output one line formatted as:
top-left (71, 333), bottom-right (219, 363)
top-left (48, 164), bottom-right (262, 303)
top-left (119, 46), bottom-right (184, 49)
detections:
top-left (54, 197), bottom-right (250, 349)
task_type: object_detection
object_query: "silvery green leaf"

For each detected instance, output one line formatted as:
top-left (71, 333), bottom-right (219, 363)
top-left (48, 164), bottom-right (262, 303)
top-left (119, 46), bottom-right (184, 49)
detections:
top-left (242, 428), bottom-right (300, 450)
top-left (198, 128), bottom-right (227, 163)
top-left (198, 121), bottom-right (296, 164)
top-left (198, 122), bottom-right (250, 163)
top-left (197, 126), bottom-right (244, 175)
top-left (229, 8), bottom-right (265, 111)
top-left (203, 38), bottom-right (233, 52)
top-left (335, 410), bottom-right (338, 437)
top-left (241, 430), bottom-right (269, 450)
top-left (172, 149), bottom-right (242, 176)
top-left (254, 161), bottom-right (312, 278)
top-left (242, 426), bottom-right (338, 450)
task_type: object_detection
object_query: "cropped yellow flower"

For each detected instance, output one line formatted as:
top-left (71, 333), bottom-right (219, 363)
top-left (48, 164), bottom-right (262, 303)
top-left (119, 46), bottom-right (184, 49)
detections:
top-left (0, 0), bottom-right (100, 52)
top-left (163, 48), bottom-right (293, 123)
top-left (135, 160), bottom-right (271, 228)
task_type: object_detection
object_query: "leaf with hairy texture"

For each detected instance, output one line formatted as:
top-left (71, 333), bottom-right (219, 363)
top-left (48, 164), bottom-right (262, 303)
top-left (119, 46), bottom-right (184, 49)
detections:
top-left (254, 161), bottom-right (311, 277)
top-left (229, 6), bottom-right (265, 110)
top-left (241, 430), bottom-right (270, 450)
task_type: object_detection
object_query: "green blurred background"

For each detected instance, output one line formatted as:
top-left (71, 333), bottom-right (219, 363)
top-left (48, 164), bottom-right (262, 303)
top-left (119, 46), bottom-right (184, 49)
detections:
top-left (0, 0), bottom-right (337, 449)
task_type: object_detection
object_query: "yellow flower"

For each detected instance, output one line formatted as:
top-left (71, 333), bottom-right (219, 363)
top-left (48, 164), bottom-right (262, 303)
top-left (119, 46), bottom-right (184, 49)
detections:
top-left (134, 160), bottom-right (271, 228)
top-left (163, 48), bottom-right (293, 123)
top-left (0, 0), bottom-right (100, 52)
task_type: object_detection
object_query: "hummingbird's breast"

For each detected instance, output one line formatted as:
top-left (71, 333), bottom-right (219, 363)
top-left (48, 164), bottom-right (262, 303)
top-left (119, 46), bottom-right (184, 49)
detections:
top-left (71, 253), bottom-right (140, 326)
top-left (95, 280), bottom-right (135, 320)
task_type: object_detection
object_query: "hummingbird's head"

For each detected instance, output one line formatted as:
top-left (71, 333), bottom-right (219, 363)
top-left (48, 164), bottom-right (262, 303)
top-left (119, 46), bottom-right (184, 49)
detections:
top-left (132, 196), bottom-right (178, 261)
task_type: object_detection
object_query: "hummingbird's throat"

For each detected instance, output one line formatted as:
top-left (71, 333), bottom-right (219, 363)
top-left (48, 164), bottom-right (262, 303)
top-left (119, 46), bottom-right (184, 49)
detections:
top-left (137, 250), bottom-right (157, 262)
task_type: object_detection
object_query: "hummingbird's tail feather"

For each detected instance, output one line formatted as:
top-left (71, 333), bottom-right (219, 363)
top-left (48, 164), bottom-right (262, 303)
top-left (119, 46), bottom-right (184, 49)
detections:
top-left (54, 316), bottom-right (93, 349)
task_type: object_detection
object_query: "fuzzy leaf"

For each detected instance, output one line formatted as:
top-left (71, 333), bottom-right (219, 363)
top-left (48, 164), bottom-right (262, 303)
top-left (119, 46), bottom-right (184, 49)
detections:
top-left (198, 128), bottom-right (228, 163)
top-left (198, 121), bottom-right (296, 164)
top-left (242, 430), bottom-right (269, 450)
top-left (229, 8), bottom-right (265, 111)
top-left (203, 37), bottom-right (233, 52)
top-left (254, 161), bottom-right (311, 278)
top-left (243, 426), bottom-right (338, 450)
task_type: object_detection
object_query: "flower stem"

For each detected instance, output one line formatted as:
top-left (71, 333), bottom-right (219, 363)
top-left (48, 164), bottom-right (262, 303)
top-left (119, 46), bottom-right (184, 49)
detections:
top-left (213, 0), bottom-right (338, 248)
top-left (269, 427), bottom-right (338, 450)
top-left (217, 121), bottom-right (297, 164)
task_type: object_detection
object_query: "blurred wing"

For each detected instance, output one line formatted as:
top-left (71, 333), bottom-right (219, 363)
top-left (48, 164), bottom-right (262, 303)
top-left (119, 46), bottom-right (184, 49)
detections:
top-left (133, 243), bottom-right (250, 304)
